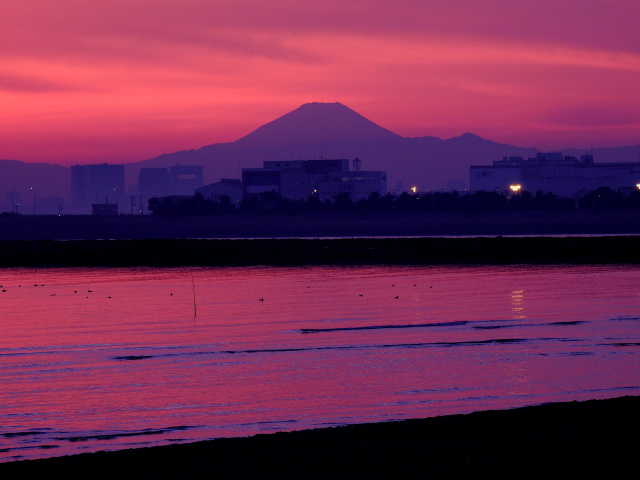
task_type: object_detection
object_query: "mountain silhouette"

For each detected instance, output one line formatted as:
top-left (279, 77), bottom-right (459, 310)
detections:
top-left (2, 103), bottom-right (640, 211)
top-left (125, 103), bottom-right (640, 194)
top-left (129, 103), bottom-right (541, 192)
top-left (233, 102), bottom-right (402, 147)
top-left (0, 159), bottom-right (69, 214)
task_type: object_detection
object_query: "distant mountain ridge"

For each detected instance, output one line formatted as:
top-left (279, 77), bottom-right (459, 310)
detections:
top-left (2, 102), bottom-right (640, 211)
top-left (129, 103), bottom-right (542, 191)
top-left (131, 103), bottom-right (639, 192)
top-left (233, 102), bottom-right (402, 148)
top-left (0, 159), bottom-right (70, 213)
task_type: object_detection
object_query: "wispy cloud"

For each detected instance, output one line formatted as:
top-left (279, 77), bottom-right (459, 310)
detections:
top-left (0, 72), bottom-right (79, 93)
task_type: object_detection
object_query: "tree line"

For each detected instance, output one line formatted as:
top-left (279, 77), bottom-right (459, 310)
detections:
top-left (148, 187), bottom-right (640, 216)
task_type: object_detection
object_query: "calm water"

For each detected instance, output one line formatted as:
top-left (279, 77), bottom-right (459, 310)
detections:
top-left (1, 265), bottom-right (639, 462)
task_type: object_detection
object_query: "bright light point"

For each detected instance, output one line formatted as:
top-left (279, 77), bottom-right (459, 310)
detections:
top-left (509, 184), bottom-right (522, 193)
top-left (636, 183), bottom-right (640, 190)
top-left (410, 186), bottom-right (417, 194)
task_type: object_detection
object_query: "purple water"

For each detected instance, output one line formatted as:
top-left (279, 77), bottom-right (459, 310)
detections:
top-left (1, 265), bottom-right (639, 461)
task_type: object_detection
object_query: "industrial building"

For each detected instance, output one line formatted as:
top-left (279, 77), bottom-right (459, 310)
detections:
top-left (195, 179), bottom-right (243, 207)
top-left (470, 153), bottom-right (640, 197)
top-left (167, 165), bottom-right (204, 195)
top-left (242, 158), bottom-right (386, 202)
top-left (71, 163), bottom-right (125, 214)
top-left (137, 168), bottom-right (170, 199)
top-left (137, 165), bottom-right (204, 200)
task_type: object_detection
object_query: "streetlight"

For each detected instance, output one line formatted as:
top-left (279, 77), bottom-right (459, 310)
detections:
top-left (30, 187), bottom-right (35, 215)
top-left (11, 188), bottom-right (18, 213)
top-left (113, 188), bottom-right (119, 214)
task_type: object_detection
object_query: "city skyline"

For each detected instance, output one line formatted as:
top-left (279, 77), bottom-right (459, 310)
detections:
top-left (2, 1), bottom-right (639, 165)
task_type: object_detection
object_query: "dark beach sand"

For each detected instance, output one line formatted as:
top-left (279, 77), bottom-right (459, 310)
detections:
top-left (1, 396), bottom-right (638, 479)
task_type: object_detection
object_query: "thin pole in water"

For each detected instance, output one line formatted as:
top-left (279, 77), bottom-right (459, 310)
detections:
top-left (191, 272), bottom-right (197, 318)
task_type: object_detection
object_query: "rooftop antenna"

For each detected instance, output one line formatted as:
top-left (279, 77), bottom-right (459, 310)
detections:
top-left (352, 157), bottom-right (361, 171)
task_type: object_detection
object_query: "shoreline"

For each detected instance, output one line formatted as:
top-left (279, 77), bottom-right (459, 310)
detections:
top-left (2, 209), bottom-right (640, 241)
top-left (2, 395), bottom-right (638, 479)
top-left (1, 235), bottom-right (640, 267)
top-left (2, 210), bottom-right (640, 267)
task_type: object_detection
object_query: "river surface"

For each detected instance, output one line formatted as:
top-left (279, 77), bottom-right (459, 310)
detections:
top-left (1, 265), bottom-right (639, 462)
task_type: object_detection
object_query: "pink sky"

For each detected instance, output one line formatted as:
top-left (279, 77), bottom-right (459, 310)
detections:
top-left (1, 0), bottom-right (639, 165)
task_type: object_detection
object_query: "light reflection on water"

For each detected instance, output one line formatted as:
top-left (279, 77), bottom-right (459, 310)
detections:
top-left (1, 265), bottom-right (639, 461)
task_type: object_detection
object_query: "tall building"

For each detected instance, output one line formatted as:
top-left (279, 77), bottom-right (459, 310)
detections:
top-left (470, 153), bottom-right (640, 197)
top-left (138, 168), bottom-right (170, 200)
top-left (71, 163), bottom-right (125, 214)
top-left (242, 158), bottom-right (386, 202)
top-left (168, 165), bottom-right (204, 195)
top-left (137, 165), bottom-right (204, 200)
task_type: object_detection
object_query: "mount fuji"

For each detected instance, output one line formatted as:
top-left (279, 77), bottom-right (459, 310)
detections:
top-left (129, 102), bottom-right (540, 192)
top-left (2, 102), bottom-right (639, 210)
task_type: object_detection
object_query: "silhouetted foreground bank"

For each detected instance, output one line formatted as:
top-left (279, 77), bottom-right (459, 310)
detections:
top-left (1, 236), bottom-right (639, 267)
top-left (1, 396), bottom-right (637, 479)
top-left (2, 209), bottom-right (640, 241)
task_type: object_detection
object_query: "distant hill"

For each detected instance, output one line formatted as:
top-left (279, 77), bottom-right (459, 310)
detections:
top-left (560, 146), bottom-right (640, 163)
top-left (128, 103), bottom-right (541, 192)
top-left (0, 159), bottom-right (69, 213)
top-left (233, 102), bottom-right (402, 147)
top-left (2, 103), bottom-right (640, 210)
top-left (129, 103), bottom-right (640, 192)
